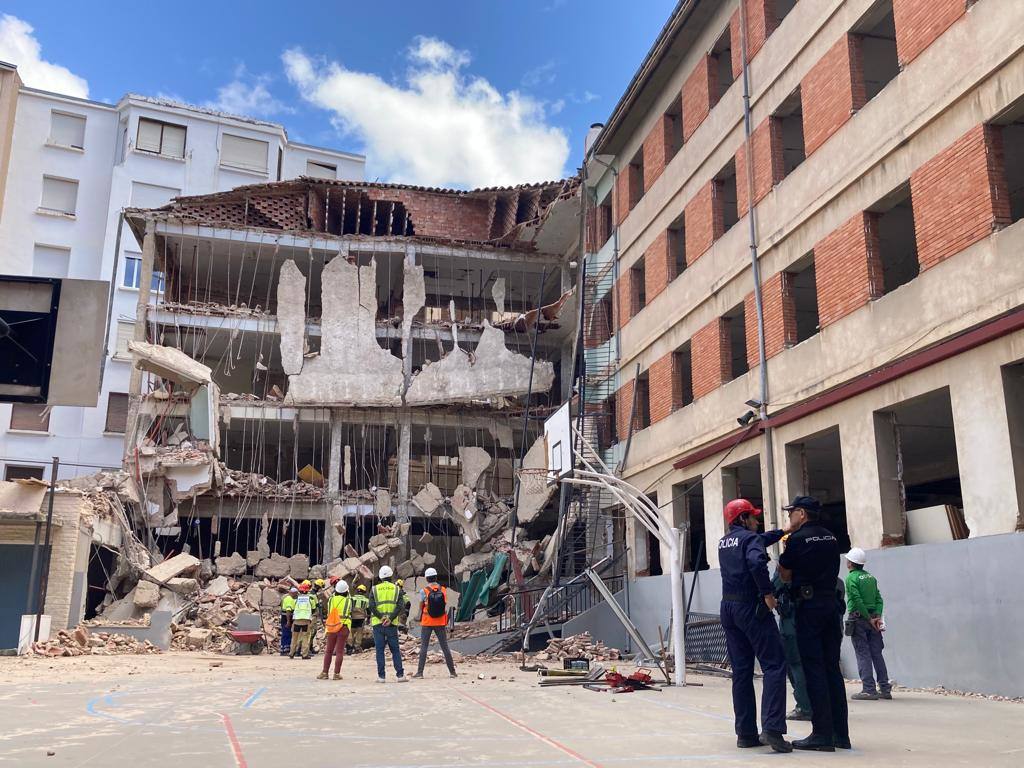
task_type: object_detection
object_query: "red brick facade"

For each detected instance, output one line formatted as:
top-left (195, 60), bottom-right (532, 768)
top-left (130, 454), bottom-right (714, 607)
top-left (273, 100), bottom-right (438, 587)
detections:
top-left (644, 230), bottom-right (674, 303)
top-left (682, 55), bottom-right (718, 142)
top-left (615, 161), bottom-right (643, 226)
top-left (615, 266), bottom-right (643, 330)
top-left (685, 181), bottom-right (724, 265)
top-left (743, 271), bottom-right (797, 368)
top-left (735, 117), bottom-right (785, 216)
top-left (616, 379), bottom-right (639, 440)
top-left (643, 114), bottom-right (673, 192)
top-left (813, 212), bottom-right (884, 328)
top-left (648, 350), bottom-right (686, 424)
top-left (730, 0), bottom-right (779, 78)
top-left (691, 318), bottom-right (731, 399)
top-left (801, 34), bottom-right (866, 156)
top-left (893, 0), bottom-right (966, 67)
top-left (911, 124), bottom-right (1012, 271)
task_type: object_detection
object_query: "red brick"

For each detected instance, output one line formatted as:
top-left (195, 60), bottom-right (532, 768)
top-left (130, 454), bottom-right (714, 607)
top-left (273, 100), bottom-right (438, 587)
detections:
top-left (893, 0), bottom-right (966, 67)
top-left (681, 55), bottom-right (718, 142)
top-left (644, 230), bottom-right (674, 302)
top-left (801, 34), bottom-right (866, 156)
top-left (614, 266), bottom-right (643, 330)
top-left (813, 212), bottom-right (884, 328)
top-left (691, 317), bottom-right (731, 399)
top-left (616, 379), bottom-right (641, 440)
top-left (649, 350), bottom-right (688, 424)
top-left (684, 181), bottom-right (725, 265)
top-left (910, 124), bottom-right (1012, 271)
top-left (735, 116), bottom-right (785, 216)
top-left (643, 114), bottom-right (674, 192)
top-left (743, 272), bottom-right (797, 368)
top-left (730, 0), bottom-right (779, 78)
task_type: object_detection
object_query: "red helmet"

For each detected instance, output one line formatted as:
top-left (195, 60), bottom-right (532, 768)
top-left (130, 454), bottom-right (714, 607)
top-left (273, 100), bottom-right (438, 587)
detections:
top-left (724, 498), bottom-right (762, 525)
top-left (298, 582), bottom-right (311, 593)
top-left (328, 576), bottom-right (340, 586)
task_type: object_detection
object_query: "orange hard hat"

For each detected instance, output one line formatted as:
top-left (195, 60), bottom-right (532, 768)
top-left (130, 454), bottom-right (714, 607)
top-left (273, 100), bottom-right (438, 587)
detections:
top-left (298, 582), bottom-right (311, 593)
top-left (724, 498), bottom-right (761, 526)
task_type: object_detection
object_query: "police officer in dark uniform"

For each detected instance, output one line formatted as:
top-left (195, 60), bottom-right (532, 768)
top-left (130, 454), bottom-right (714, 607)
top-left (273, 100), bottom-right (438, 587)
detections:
top-left (718, 498), bottom-right (792, 753)
top-left (777, 495), bottom-right (851, 752)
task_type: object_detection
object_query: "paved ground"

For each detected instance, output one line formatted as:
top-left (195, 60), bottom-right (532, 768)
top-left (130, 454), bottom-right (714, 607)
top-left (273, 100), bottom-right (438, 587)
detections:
top-left (0, 651), bottom-right (1021, 767)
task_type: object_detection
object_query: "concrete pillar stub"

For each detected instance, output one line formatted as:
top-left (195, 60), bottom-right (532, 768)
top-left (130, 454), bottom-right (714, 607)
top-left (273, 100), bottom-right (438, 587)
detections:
top-left (702, 468), bottom-right (725, 568)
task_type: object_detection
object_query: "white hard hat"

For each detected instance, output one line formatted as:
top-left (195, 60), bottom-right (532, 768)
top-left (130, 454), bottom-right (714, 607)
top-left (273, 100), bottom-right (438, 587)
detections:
top-left (844, 547), bottom-right (867, 565)
top-left (424, 567), bottom-right (438, 578)
top-left (335, 579), bottom-right (349, 594)
top-left (289, 587), bottom-right (298, 593)
top-left (378, 565), bottom-right (394, 579)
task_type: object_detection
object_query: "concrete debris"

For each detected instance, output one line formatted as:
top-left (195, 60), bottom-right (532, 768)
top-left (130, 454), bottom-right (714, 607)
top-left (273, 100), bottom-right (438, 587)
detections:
top-left (412, 483), bottom-right (444, 515)
top-left (132, 580), bottom-right (160, 609)
top-left (254, 553), bottom-right (293, 579)
top-left (128, 340), bottom-right (211, 389)
top-left (31, 626), bottom-right (162, 657)
top-left (145, 553), bottom-right (200, 582)
top-left (491, 277), bottom-right (506, 315)
top-left (533, 633), bottom-right (621, 662)
top-left (277, 260), bottom-right (307, 376)
top-left (204, 575), bottom-right (231, 596)
top-left (219, 465), bottom-right (338, 502)
top-left (215, 552), bottom-right (247, 576)
top-left (459, 446), bottom-right (492, 489)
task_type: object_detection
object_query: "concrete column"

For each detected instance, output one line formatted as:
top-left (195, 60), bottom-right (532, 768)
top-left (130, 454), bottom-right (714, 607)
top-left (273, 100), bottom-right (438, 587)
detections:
top-left (949, 361), bottom-right (1019, 536)
top-left (327, 411), bottom-right (342, 499)
top-left (703, 467), bottom-right (725, 568)
top-left (838, 410), bottom-right (887, 549)
top-left (128, 220), bottom-right (156, 395)
top-left (396, 412), bottom-right (412, 521)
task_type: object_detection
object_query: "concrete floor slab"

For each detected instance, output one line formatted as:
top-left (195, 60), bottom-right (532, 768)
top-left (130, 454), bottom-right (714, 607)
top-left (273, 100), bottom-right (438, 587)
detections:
top-left (0, 653), bottom-right (1020, 767)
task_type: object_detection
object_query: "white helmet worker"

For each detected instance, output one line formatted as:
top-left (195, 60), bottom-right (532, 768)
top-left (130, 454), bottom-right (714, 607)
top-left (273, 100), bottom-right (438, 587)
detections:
top-left (335, 579), bottom-right (349, 594)
top-left (844, 547), bottom-right (867, 565)
top-left (378, 565), bottom-right (394, 579)
top-left (424, 567), bottom-right (438, 579)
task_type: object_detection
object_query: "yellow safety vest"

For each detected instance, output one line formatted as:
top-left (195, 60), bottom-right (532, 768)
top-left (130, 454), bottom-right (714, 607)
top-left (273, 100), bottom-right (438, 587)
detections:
top-left (281, 595), bottom-right (296, 612)
top-left (293, 594), bottom-right (314, 621)
top-left (326, 595), bottom-right (353, 632)
top-left (370, 581), bottom-right (400, 626)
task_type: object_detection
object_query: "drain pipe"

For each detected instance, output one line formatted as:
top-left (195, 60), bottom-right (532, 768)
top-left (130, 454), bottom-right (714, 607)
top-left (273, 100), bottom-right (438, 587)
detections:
top-left (738, 0), bottom-right (778, 529)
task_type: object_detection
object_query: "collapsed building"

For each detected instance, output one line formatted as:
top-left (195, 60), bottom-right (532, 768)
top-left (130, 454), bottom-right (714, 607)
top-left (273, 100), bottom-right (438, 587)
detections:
top-left (92, 176), bottom-right (583, 629)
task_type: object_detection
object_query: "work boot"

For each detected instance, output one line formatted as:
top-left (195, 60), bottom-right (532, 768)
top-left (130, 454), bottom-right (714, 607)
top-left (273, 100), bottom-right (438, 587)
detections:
top-left (736, 735), bottom-right (761, 749)
top-left (303, 655), bottom-right (311, 661)
top-left (410, 673), bottom-right (424, 679)
top-left (449, 671), bottom-right (458, 679)
top-left (786, 707), bottom-right (812, 721)
top-left (792, 734), bottom-right (835, 752)
top-left (851, 691), bottom-right (878, 700)
top-left (332, 673), bottom-right (342, 681)
top-left (834, 737), bottom-right (852, 750)
top-left (316, 672), bottom-right (328, 680)
top-left (879, 690), bottom-right (893, 700)
top-left (760, 732), bottom-right (793, 753)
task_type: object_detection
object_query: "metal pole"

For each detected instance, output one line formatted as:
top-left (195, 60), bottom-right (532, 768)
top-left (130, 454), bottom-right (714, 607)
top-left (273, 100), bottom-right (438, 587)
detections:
top-left (25, 521), bottom-right (41, 614)
top-left (33, 456), bottom-right (59, 643)
top-left (669, 526), bottom-right (687, 686)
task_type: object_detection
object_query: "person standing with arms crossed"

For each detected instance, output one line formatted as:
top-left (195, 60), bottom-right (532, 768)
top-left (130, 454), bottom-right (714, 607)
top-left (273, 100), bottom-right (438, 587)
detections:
top-left (369, 565), bottom-right (408, 683)
top-left (844, 547), bottom-right (892, 700)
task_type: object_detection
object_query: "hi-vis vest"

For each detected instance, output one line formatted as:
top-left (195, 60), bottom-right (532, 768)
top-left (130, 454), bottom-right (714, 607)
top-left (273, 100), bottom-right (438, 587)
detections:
top-left (371, 581), bottom-right (400, 625)
top-left (350, 594), bottom-right (369, 620)
top-left (293, 594), bottom-right (314, 622)
top-left (420, 584), bottom-right (448, 628)
top-left (325, 595), bottom-right (353, 633)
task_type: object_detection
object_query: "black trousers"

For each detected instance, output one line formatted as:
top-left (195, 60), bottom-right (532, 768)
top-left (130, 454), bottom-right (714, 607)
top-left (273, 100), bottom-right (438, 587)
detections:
top-left (795, 598), bottom-right (849, 741)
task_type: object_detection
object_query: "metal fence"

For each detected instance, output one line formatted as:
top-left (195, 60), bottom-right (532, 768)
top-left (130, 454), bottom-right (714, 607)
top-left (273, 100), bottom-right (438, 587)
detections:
top-left (494, 573), bottom-right (626, 634)
top-left (683, 612), bottom-right (728, 664)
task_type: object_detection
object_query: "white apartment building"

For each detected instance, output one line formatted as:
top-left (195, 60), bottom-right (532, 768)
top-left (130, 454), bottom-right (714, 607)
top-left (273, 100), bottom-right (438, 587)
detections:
top-left (0, 62), bottom-right (365, 480)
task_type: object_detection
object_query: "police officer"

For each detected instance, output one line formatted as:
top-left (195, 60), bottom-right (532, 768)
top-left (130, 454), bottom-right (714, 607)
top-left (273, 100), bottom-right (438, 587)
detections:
top-left (777, 495), bottom-right (850, 752)
top-left (718, 498), bottom-right (792, 753)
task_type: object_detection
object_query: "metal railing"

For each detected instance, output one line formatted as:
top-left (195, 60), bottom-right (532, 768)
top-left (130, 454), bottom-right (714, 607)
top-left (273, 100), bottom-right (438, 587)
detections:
top-left (494, 570), bottom-right (625, 634)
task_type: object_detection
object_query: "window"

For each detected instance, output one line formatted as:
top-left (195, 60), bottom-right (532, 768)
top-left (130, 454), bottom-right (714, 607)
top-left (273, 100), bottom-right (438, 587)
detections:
top-left (789, 255), bottom-right (820, 343)
top-left (136, 118), bottom-right (186, 159)
top-left (672, 341), bottom-right (694, 409)
top-left (630, 258), bottom-right (646, 313)
top-left (773, 87), bottom-right (806, 176)
top-left (105, 393), bottom-right (130, 433)
top-left (32, 244), bottom-right (70, 279)
top-left (871, 184), bottom-right (919, 295)
top-left (123, 254), bottom-right (165, 292)
top-left (853, 2), bottom-right (899, 102)
top-left (714, 160), bottom-right (739, 233)
top-left (130, 182), bottom-right (179, 209)
top-left (49, 111), bottom-right (86, 149)
top-left (776, 0), bottom-right (798, 23)
top-left (712, 27), bottom-right (735, 101)
top-left (10, 403), bottom-right (49, 432)
top-left (221, 133), bottom-right (269, 173)
top-left (725, 303), bottom-right (749, 381)
top-left (664, 97), bottom-right (684, 161)
top-left (991, 104), bottom-right (1024, 224)
top-left (669, 217), bottom-right (686, 280)
top-left (305, 160), bottom-right (337, 179)
top-left (635, 372), bottom-right (651, 430)
top-left (113, 321), bottom-right (134, 360)
top-left (627, 149), bottom-right (644, 210)
top-left (40, 176), bottom-right (78, 215)
top-left (4, 465), bottom-right (45, 481)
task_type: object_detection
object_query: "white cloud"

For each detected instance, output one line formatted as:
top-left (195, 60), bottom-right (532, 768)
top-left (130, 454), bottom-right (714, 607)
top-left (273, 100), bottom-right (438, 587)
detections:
top-left (522, 61), bottom-right (557, 88)
top-left (282, 36), bottom-right (569, 189)
top-left (0, 15), bottom-right (88, 97)
top-left (205, 65), bottom-right (292, 118)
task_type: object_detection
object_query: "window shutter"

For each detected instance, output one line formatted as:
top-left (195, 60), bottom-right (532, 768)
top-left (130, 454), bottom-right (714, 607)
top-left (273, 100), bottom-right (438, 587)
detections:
top-left (163, 124), bottom-right (186, 158)
top-left (40, 177), bottom-right (78, 214)
top-left (4, 465), bottom-right (46, 481)
top-left (305, 160), bottom-right (336, 179)
top-left (221, 134), bottom-right (268, 173)
top-left (105, 393), bottom-right (130, 433)
top-left (130, 182), bottom-right (180, 209)
top-left (10, 404), bottom-right (49, 432)
top-left (137, 118), bottom-right (163, 153)
top-left (50, 112), bottom-right (86, 149)
top-left (32, 245), bottom-right (71, 278)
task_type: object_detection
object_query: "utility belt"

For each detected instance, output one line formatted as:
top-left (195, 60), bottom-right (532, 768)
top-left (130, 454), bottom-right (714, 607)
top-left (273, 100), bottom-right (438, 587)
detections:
top-left (794, 584), bottom-right (836, 602)
top-left (722, 592), bottom-right (759, 603)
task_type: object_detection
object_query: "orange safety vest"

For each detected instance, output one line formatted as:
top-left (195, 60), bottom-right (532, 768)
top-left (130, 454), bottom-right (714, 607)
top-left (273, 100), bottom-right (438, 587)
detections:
top-left (420, 584), bottom-right (448, 627)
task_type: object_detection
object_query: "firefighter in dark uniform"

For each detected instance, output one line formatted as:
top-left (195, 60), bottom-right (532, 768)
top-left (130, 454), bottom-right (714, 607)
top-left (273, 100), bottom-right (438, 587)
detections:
top-left (777, 495), bottom-right (851, 752)
top-left (717, 498), bottom-right (792, 753)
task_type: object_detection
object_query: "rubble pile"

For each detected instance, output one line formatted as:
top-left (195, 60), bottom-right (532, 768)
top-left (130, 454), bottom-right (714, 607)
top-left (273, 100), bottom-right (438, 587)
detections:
top-left (169, 575), bottom-right (286, 653)
top-left (533, 633), bottom-right (621, 662)
top-left (158, 300), bottom-right (268, 318)
top-left (31, 627), bottom-right (162, 657)
top-left (219, 466), bottom-right (331, 501)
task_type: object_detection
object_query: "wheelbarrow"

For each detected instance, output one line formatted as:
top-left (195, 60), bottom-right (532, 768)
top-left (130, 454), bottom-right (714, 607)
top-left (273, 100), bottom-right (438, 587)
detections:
top-left (228, 612), bottom-right (268, 655)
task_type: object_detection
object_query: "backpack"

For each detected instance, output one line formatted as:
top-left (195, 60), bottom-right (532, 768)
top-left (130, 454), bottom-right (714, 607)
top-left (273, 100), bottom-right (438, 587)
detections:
top-left (325, 596), bottom-right (350, 634)
top-left (425, 584), bottom-right (447, 619)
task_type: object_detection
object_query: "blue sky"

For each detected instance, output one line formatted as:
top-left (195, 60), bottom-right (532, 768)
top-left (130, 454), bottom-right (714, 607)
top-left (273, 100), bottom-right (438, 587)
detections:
top-left (0, 1), bottom-right (676, 188)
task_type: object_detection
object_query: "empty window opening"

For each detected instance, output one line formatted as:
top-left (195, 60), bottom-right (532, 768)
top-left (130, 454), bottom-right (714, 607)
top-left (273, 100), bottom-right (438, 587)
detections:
top-left (715, 160), bottom-right (740, 233)
top-left (775, 0), bottom-right (798, 24)
top-left (628, 149), bottom-right (644, 210)
top-left (722, 455), bottom-right (763, 513)
top-left (874, 388), bottom-right (965, 546)
top-left (1000, 362), bottom-right (1024, 530)
top-left (712, 28), bottom-right (735, 101)
top-left (853, 2), bottom-right (899, 102)
top-left (773, 87), bottom-right (806, 176)
top-left (669, 217), bottom-right (686, 280)
top-left (631, 258), bottom-right (646, 313)
top-left (665, 97), bottom-right (684, 161)
top-left (85, 544), bottom-right (117, 619)
top-left (606, 393), bottom-right (619, 447)
top-left (725, 304), bottom-right (749, 380)
top-left (789, 255), bottom-right (820, 343)
top-left (672, 476), bottom-right (707, 571)
top-left (872, 185), bottom-right (919, 295)
top-left (672, 341), bottom-right (694, 410)
top-left (596, 191), bottom-right (614, 249)
top-left (784, 427), bottom-right (851, 551)
top-left (991, 106), bottom-right (1024, 224)
top-left (646, 528), bottom-right (664, 576)
top-left (635, 372), bottom-right (651, 431)
top-left (4, 464), bottom-right (45, 481)
top-left (105, 392), bottom-right (130, 434)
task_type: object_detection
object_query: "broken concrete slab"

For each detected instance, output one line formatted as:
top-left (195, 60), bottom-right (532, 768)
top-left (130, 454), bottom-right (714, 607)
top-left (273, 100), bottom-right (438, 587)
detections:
top-left (255, 553), bottom-right (291, 579)
top-left (450, 484), bottom-right (481, 546)
top-left (245, 550), bottom-right (265, 568)
top-left (262, 587), bottom-right (282, 608)
top-left (215, 552), bottom-right (247, 576)
top-left (277, 260), bottom-right (307, 376)
top-left (459, 446), bottom-right (492, 489)
top-left (146, 553), bottom-right (200, 583)
top-left (287, 554), bottom-right (309, 580)
top-left (128, 340), bottom-right (211, 389)
top-left (165, 578), bottom-right (198, 594)
top-left (186, 627), bottom-right (212, 650)
top-left (133, 580), bottom-right (160, 609)
top-left (492, 276), bottom-right (506, 315)
top-left (204, 575), bottom-right (230, 597)
top-left (374, 488), bottom-right (392, 518)
top-left (369, 533), bottom-right (388, 548)
top-left (244, 583), bottom-right (263, 608)
top-left (412, 482), bottom-right (444, 515)
top-left (396, 559), bottom-right (415, 579)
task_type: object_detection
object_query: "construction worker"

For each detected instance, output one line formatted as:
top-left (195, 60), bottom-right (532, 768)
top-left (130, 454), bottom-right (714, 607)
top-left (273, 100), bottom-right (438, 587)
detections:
top-left (717, 498), bottom-right (792, 754)
top-left (844, 547), bottom-right (892, 701)
top-left (411, 567), bottom-right (457, 679)
top-left (318, 579), bottom-right (353, 680)
top-left (394, 578), bottom-right (411, 634)
top-left (778, 496), bottom-right (851, 752)
top-left (349, 584), bottom-right (369, 653)
top-left (289, 582), bottom-right (317, 660)
top-left (280, 587), bottom-right (298, 656)
top-left (369, 565), bottom-right (407, 682)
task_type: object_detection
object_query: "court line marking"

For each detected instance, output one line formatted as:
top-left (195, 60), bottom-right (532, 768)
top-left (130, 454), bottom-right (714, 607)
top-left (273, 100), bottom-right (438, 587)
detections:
top-left (220, 712), bottom-right (248, 768)
top-left (241, 687), bottom-right (267, 709)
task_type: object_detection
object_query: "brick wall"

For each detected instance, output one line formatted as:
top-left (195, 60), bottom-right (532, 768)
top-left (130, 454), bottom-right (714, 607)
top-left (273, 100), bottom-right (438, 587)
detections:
top-left (682, 55), bottom-right (718, 142)
top-left (813, 212), bottom-right (884, 328)
top-left (735, 117), bottom-right (785, 216)
top-left (730, 0), bottom-right (779, 78)
top-left (643, 114), bottom-right (673, 192)
top-left (692, 317), bottom-right (731, 399)
top-left (615, 161), bottom-right (643, 226)
top-left (911, 124), bottom-right (1012, 271)
top-left (893, 0), bottom-right (966, 67)
top-left (743, 271), bottom-right (797, 368)
top-left (685, 181), bottom-right (724, 265)
top-left (801, 34), bottom-right (866, 156)
top-left (644, 230), bottom-right (674, 303)
top-left (648, 350), bottom-right (686, 423)
top-left (616, 379), bottom-right (639, 440)
top-left (615, 267), bottom-right (640, 330)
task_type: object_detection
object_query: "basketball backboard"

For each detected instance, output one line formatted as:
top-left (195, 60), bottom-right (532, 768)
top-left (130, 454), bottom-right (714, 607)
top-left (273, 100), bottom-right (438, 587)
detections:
top-left (543, 402), bottom-right (572, 479)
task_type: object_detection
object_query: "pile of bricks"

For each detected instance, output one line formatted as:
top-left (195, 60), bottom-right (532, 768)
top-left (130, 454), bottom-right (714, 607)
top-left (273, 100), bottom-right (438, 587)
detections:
top-left (533, 632), bottom-right (621, 663)
top-left (31, 626), bottom-right (162, 657)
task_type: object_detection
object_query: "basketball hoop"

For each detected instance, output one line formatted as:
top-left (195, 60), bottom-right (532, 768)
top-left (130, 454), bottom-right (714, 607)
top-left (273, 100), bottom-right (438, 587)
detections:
top-left (516, 467), bottom-right (556, 494)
